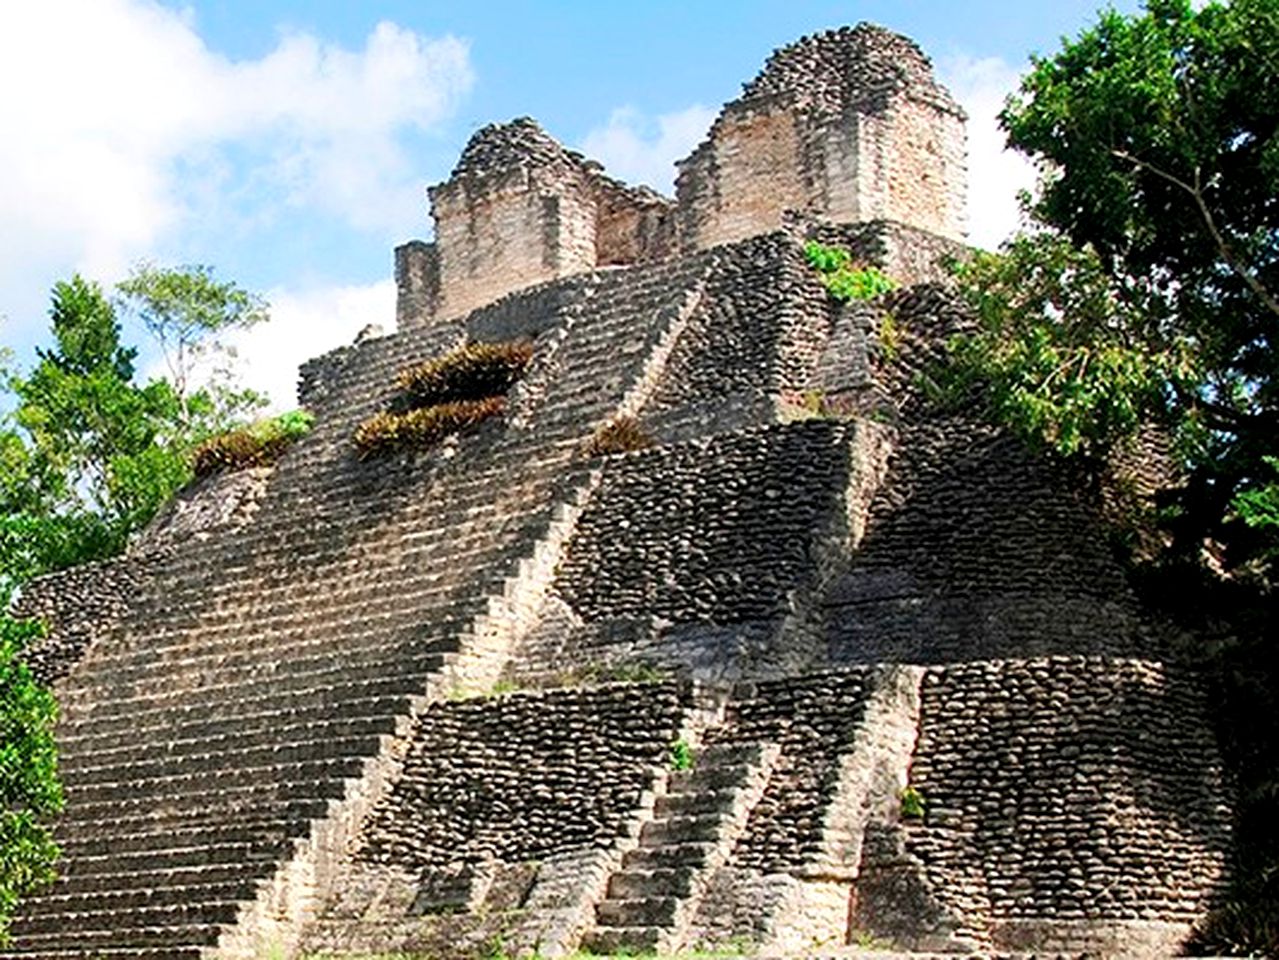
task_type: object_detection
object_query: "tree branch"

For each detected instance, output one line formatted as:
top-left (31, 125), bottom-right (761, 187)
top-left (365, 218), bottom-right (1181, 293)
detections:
top-left (1113, 149), bottom-right (1279, 321)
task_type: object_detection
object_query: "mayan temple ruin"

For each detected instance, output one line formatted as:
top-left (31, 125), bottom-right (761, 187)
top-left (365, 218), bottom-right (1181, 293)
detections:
top-left (2, 23), bottom-right (1233, 960)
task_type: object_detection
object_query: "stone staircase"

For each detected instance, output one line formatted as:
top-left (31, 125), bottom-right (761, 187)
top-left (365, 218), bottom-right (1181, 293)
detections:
top-left (585, 735), bottom-right (780, 954)
top-left (0, 255), bottom-right (714, 958)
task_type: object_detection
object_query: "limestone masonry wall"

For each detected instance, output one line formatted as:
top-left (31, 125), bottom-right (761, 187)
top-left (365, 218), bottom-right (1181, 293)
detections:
top-left (360, 682), bottom-right (682, 869)
top-left (554, 421), bottom-right (851, 625)
top-left (675, 25), bottom-right (966, 253)
top-left (398, 118), bottom-right (677, 327)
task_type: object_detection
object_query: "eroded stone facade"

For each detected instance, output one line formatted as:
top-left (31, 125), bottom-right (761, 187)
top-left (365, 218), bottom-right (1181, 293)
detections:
top-left (397, 24), bottom-right (966, 329)
top-left (397, 118), bottom-right (675, 327)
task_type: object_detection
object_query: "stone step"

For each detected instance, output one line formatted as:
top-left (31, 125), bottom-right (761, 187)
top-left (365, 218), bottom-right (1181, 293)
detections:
top-left (1, 917), bottom-right (224, 951)
top-left (139, 487), bottom-right (556, 577)
top-left (131, 529), bottom-right (527, 610)
top-left (653, 787), bottom-right (737, 818)
top-left (595, 895), bottom-right (678, 928)
top-left (0, 948), bottom-right (204, 960)
top-left (621, 841), bottom-right (716, 872)
top-left (668, 761), bottom-right (755, 793)
top-left (72, 630), bottom-right (451, 693)
top-left (606, 866), bottom-right (694, 901)
top-left (109, 582), bottom-right (489, 658)
top-left (695, 740), bottom-right (771, 767)
top-left (63, 711), bottom-right (405, 768)
top-left (62, 775), bottom-right (348, 825)
top-left (25, 878), bottom-right (259, 917)
top-left (64, 756), bottom-right (367, 810)
top-left (117, 561), bottom-right (493, 635)
top-left (62, 645), bottom-right (446, 712)
top-left (62, 671), bottom-right (435, 727)
top-left (638, 812), bottom-right (724, 847)
top-left (52, 837), bottom-right (289, 881)
top-left (56, 818), bottom-right (303, 859)
top-left (578, 924), bottom-right (662, 955)
top-left (64, 733), bottom-right (388, 786)
top-left (55, 798), bottom-right (331, 846)
top-left (11, 897), bottom-right (243, 938)
top-left (63, 689), bottom-right (416, 745)
top-left (39, 862), bottom-right (269, 899)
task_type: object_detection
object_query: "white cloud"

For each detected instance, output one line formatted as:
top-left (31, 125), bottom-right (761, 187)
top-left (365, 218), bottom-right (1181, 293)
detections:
top-left (580, 105), bottom-right (717, 193)
top-left (0, 1), bottom-right (470, 327)
top-left (939, 54), bottom-right (1038, 250)
top-left (226, 280), bottom-right (397, 411)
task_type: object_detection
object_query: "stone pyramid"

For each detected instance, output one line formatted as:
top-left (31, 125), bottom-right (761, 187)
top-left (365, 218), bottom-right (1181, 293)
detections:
top-left (4, 23), bottom-right (1231, 960)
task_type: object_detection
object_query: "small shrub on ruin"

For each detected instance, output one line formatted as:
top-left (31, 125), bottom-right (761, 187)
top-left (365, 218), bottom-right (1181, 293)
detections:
top-left (353, 398), bottom-right (505, 459)
top-left (585, 416), bottom-right (655, 456)
top-left (899, 785), bottom-right (926, 819)
top-left (878, 311), bottom-right (903, 360)
top-left (397, 340), bottom-right (534, 406)
top-left (670, 738), bottom-right (694, 771)
top-left (804, 240), bottom-right (897, 303)
top-left (191, 409), bottom-right (314, 477)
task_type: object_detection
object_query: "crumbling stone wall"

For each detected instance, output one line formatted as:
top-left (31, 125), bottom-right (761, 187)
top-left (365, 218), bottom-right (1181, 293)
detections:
top-left (675, 25), bottom-right (967, 252)
top-left (359, 682), bottom-right (682, 869)
top-left (398, 119), bottom-right (676, 328)
top-left (394, 24), bottom-right (967, 331)
top-left (714, 670), bottom-right (876, 874)
top-left (303, 681), bottom-right (684, 956)
top-left (554, 421), bottom-right (852, 626)
top-left (10, 556), bottom-right (160, 686)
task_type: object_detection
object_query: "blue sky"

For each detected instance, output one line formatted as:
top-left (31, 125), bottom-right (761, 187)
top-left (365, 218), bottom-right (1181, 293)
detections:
top-left (0, 0), bottom-right (1142, 409)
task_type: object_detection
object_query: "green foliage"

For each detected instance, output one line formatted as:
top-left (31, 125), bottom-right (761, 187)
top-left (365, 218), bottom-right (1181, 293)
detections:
top-left (670, 738), bottom-right (694, 772)
top-left (969, 3), bottom-right (1279, 949)
top-left (354, 398), bottom-right (505, 459)
top-left (191, 409), bottom-right (314, 478)
top-left (585, 416), bottom-right (655, 456)
top-left (804, 241), bottom-right (897, 302)
top-left (1236, 457), bottom-right (1279, 532)
top-left (978, 0), bottom-right (1279, 575)
top-left (877, 312), bottom-right (902, 361)
top-left (0, 563), bottom-right (61, 945)
top-left (117, 263), bottom-right (269, 430)
top-left (899, 786), bottom-right (926, 819)
top-left (800, 389), bottom-right (834, 418)
top-left (556, 661), bottom-right (667, 688)
top-left (397, 341), bottom-right (534, 407)
top-left (943, 235), bottom-right (1187, 458)
top-left (5, 277), bottom-right (190, 552)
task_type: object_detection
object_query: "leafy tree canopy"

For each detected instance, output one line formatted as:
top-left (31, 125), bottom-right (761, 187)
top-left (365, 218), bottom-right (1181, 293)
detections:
top-left (946, 0), bottom-right (1279, 577)
top-left (116, 263), bottom-right (268, 433)
top-left (941, 4), bottom-right (1279, 951)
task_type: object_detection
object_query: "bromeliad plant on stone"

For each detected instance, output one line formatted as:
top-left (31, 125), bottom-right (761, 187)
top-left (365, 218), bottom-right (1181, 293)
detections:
top-left (354, 340), bottom-right (533, 458)
top-left (191, 409), bottom-right (314, 477)
top-left (396, 341), bottom-right (534, 406)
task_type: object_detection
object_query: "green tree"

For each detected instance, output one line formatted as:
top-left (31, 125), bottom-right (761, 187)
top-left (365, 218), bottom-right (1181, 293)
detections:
top-left (944, 234), bottom-right (1190, 458)
top-left (0, 609), bottom-right (61, 944)
top-left (948, 0), bottom-right (1278, 575)
top-left (9, 277), bottom-right (187, 552)
top-left (116, 263), bottom-right (269, 434)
